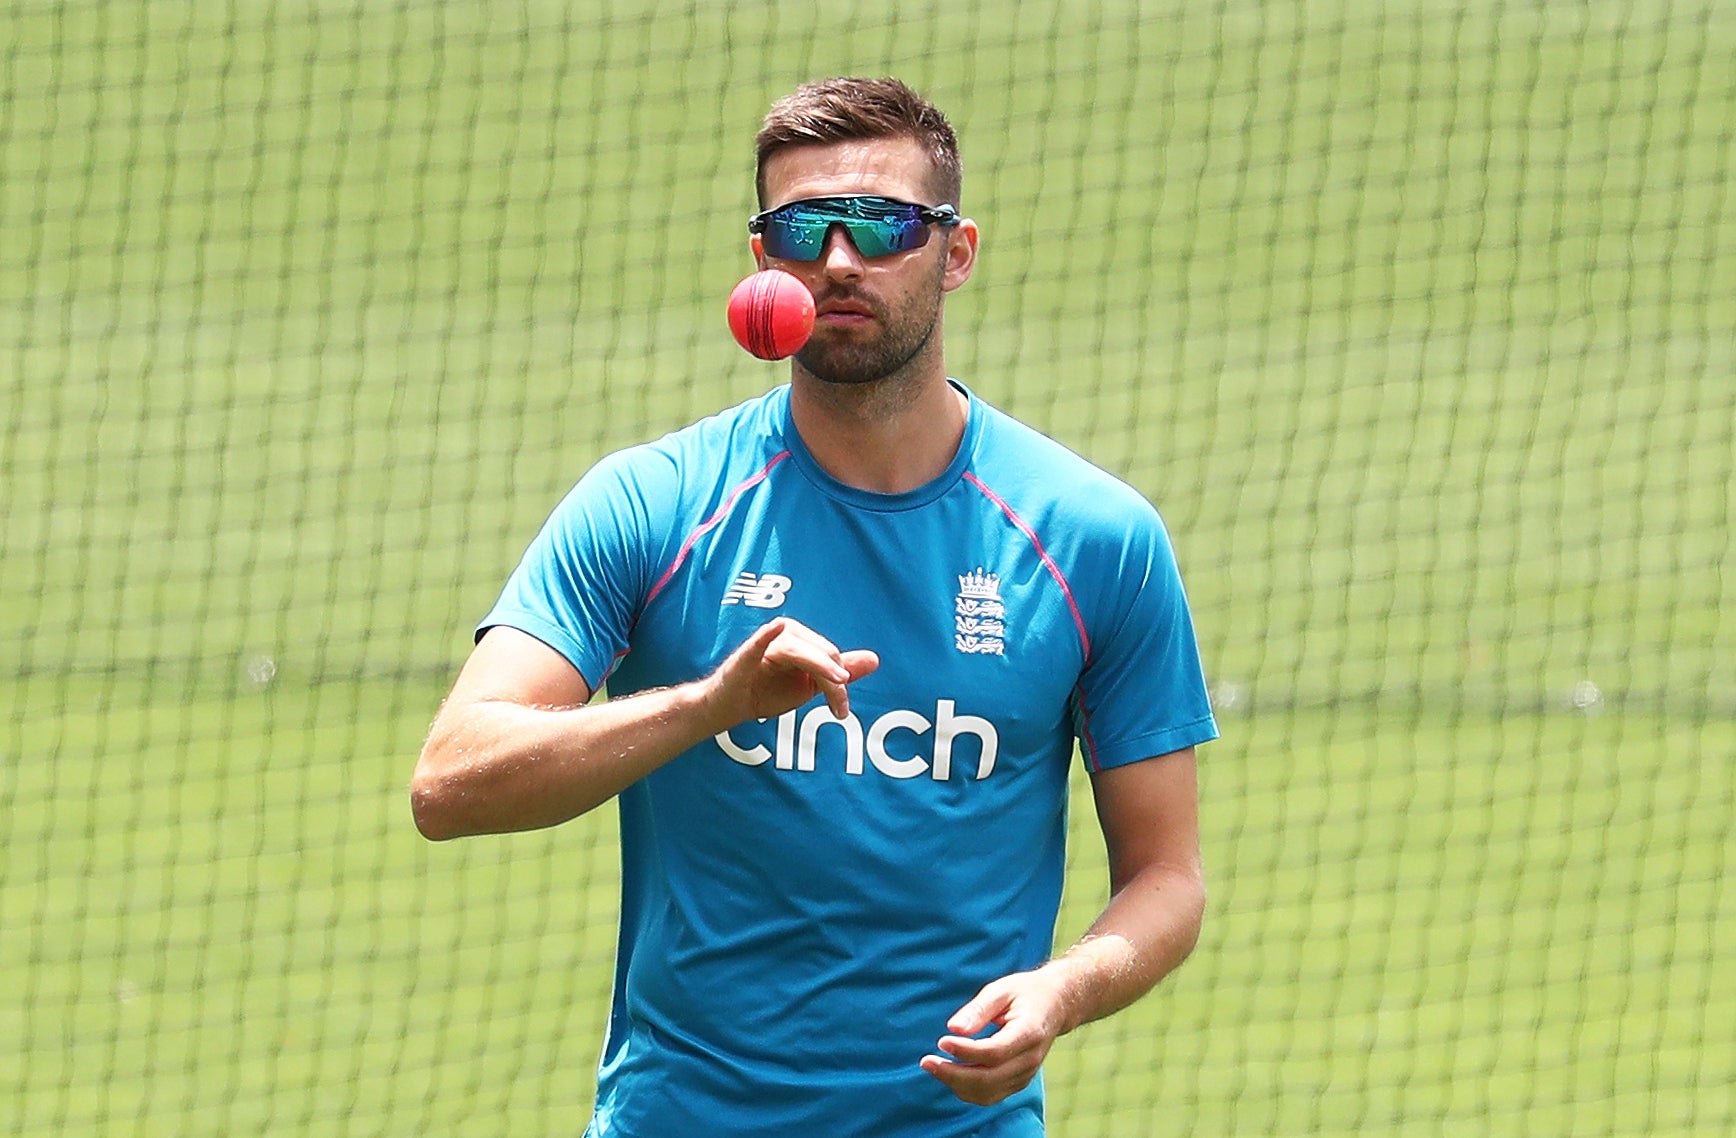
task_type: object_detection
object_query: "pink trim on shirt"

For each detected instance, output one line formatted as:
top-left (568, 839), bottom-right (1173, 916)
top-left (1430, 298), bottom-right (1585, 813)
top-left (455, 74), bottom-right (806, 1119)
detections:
top-left (643, 450), bottom-right (791, 610)
top-left (1073, 682), bottom-right (1103, 772)
top-left (961, 471), bottom-right (1091, 663)
top-left (962, 471), bottom-right (1100, 769)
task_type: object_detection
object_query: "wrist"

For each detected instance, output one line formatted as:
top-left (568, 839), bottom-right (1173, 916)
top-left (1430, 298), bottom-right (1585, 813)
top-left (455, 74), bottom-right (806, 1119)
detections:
top-left (688, 669), bottom-right (741, 739)
top-left (1045, 935), bottom-right (1134, 1035)
top-left (1029, 956), bottom-right (1093, 1038)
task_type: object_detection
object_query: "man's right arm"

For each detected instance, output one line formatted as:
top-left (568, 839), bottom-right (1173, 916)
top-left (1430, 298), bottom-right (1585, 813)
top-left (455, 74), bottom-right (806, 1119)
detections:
top-left (410, 619), bottom-right (878, 841)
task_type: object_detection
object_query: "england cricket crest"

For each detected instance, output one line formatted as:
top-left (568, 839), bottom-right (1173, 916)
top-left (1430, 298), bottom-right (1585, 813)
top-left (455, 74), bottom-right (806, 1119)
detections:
top-left (954, 568), bottom-right (1007, 656)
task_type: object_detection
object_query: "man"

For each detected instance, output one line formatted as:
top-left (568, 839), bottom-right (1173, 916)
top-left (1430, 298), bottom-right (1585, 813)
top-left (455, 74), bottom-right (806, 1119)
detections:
top-left (412, 77), bottom-right (1217, 1137)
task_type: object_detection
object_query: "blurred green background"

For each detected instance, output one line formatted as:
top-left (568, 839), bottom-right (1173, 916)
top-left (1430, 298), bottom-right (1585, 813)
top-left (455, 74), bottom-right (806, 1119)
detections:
top-left (3, 2), bottom-right (1731, 1135)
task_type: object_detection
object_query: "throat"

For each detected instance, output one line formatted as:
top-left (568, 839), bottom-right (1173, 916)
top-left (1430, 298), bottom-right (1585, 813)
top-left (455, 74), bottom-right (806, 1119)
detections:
top-left (790, 379), bottom-right (968, 495)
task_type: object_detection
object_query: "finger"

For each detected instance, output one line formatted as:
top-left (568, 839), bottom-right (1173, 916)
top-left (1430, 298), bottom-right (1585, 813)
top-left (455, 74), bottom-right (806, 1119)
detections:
top-left (839, 648), bottom-right (880, 680)
top-left (763, 631), bottom-right (872, 705)
top-left (807, 647), bottom-right (878, 716)
top-left (946, 984), bottom-right (1013, 1037)
top-left (753, 640), bottom-right (850, 718)
top-left (938, 1018), bottom-right (1042, 1066)
top-left (919, 1054), bottom-right (989, 1101)
top-left (761, 639), bottom-right (851, 687)
top-left (755, 622), bottom-right (877, 718)
top-left (763, 620), bottom-right (876, 685)
top-left (922, 1049), bottom-right (1034, 1084)
top-left (738, 617), bottom-right (788, 661)
top-left (773, 618), bottom-right (846, 661)
top-left (918, 1052), bottom-right (1037, 1107)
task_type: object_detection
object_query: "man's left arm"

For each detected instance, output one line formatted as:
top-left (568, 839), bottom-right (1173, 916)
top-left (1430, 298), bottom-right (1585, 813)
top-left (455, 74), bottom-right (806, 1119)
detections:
top-left (919, 746), bottom-right (1204, 1106)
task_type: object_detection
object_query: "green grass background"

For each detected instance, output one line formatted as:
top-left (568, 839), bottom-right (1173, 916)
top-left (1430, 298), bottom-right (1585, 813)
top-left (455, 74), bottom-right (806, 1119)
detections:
top-left (3, 1), bottom-right (1732, 1134)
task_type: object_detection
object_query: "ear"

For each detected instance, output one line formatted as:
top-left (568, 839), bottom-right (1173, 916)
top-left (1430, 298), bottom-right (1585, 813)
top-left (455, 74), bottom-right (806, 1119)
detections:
top-left (750, 233), bottom-right (768, 271)
top-left (941, 219), bottom-right (979, 293)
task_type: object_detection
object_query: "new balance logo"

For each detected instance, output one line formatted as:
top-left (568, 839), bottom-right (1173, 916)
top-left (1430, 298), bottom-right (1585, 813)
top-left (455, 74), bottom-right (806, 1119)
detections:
top-left (723, 571), bottom-right (792, 609)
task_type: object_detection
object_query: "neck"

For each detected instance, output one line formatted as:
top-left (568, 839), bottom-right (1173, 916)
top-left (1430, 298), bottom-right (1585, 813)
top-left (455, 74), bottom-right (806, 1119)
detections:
top-left (788, 366), bottom-right (968, 495)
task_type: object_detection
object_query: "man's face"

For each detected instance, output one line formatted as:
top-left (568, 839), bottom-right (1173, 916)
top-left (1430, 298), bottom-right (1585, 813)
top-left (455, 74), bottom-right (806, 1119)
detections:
top-left (755, 137), bottom-right (977, 386)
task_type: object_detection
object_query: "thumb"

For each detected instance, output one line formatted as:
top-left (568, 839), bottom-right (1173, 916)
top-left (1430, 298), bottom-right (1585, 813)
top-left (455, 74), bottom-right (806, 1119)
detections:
top-left (947, 982), bottom-right (1013, 1037)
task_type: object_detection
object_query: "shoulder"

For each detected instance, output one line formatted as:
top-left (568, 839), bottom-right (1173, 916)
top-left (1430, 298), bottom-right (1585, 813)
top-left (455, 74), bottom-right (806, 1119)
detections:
top-left (513, 388), bottom-right (792, 607)
top-left (569, 386), bottom-right (791, 515)
top-left (967, 396), bottom-right (1164, 538)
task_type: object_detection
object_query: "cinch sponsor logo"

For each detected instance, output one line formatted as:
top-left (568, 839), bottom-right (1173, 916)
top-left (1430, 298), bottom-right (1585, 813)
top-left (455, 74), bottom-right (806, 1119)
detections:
top-left (714, 700), bottom-right (999, 781)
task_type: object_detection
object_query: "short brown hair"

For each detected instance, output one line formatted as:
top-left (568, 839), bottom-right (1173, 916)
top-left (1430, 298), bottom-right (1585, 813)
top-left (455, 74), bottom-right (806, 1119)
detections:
top-left (755, 77), bottom-right (962, 208)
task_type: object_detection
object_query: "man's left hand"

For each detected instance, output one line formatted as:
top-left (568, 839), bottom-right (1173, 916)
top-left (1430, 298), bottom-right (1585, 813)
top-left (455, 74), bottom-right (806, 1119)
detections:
top-left (918, 966), bottom-right (1077, 1106)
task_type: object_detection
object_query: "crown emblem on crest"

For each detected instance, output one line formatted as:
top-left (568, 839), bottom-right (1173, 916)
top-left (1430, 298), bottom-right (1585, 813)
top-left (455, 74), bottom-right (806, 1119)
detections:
top-left (957, 568), bottom-right (1002, 600)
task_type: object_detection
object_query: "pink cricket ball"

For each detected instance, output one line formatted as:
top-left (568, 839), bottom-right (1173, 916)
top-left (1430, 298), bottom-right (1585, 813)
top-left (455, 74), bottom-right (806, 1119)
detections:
top-left (727, 270), bottom-right (816, 360)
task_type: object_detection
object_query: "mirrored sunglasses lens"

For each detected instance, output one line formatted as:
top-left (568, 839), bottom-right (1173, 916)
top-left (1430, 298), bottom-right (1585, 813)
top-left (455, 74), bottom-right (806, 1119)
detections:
top-left (764, 212), bottom-right (826, 260)
top-left (849, 216), bottom-right (927, 257)
top-left (761, 199), bottom-right (930, 260)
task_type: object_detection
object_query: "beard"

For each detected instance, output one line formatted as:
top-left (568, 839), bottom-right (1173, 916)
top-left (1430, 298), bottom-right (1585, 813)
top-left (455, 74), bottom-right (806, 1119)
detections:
top-left (794, 268), bottom-right (946, 387)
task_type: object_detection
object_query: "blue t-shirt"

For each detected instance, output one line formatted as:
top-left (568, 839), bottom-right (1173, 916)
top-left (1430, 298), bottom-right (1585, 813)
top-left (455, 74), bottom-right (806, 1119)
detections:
top-left (481, 381), bottom-right (1217, 1138)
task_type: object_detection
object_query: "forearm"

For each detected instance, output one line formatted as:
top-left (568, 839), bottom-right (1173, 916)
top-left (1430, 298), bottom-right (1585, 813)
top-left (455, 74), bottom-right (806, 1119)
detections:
top-left (1042, 860), bottom-right (1207, 1034)
top-left (920, 856), bottom-right (1205, 1106)
top-left (412, 678), bottom-right (726, 839)
top-left (413, 617), bottom-right (879, 842)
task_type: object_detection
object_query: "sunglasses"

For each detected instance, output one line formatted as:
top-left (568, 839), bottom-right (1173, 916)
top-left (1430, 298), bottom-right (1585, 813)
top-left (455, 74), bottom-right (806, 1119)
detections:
top-left (749, 195), bottom-right (960, 261)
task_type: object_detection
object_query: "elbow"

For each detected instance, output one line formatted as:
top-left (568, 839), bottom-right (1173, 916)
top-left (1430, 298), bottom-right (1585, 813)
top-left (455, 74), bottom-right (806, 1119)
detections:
top-left (1170, 864), bottom-right (1207, 968)
top-left (410, 741), bottom-right (469, 841)
top-left (1182, 872), bottom-right (1208, 956)
top-left (1146, 861), bottom-right (1208, 962)
top-left (410, 778), bottom-right (461, 842)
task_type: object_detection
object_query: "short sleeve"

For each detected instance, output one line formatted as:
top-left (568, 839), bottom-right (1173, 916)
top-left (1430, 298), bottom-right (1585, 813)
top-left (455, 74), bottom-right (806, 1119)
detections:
top-left (477, 446), bottom-right (678, 691)
top-left (1071, 502), bottom-right (1218, 770)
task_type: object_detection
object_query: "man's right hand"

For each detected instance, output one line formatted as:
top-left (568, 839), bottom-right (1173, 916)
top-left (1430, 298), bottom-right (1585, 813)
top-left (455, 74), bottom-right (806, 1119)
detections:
top-left (704, 616), bottom-right (880, 727)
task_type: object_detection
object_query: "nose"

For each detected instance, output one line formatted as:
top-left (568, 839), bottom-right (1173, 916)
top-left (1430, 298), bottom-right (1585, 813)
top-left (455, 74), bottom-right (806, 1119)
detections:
top-left (819, 223), bottom-right (865, 282)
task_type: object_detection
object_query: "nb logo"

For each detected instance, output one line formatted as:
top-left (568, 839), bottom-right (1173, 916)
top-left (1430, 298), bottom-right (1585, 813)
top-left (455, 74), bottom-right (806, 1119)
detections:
top-left (722, 571), bottom-right (792, 609)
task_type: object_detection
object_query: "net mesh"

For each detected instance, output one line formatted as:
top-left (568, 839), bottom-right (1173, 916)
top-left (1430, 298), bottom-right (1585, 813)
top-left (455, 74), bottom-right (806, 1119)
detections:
top-left (4, 2), bottom-right (1732, 1134)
